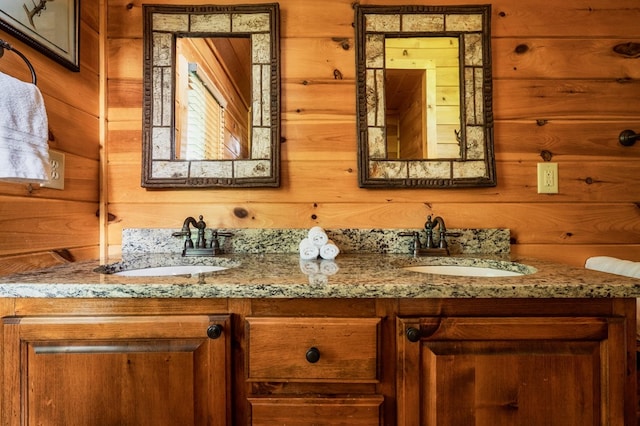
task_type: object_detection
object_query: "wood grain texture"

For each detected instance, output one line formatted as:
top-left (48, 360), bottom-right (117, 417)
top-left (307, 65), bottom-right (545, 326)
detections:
top-left (2, 0), bottom-right (640, 271)
top-left (104, 0), bottom-right (640, 270)
top-left (0, 0), bottom-right (101, 273)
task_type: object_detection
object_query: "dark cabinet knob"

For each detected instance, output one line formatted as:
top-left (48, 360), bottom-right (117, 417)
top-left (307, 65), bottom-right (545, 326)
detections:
top-left (206, 324), bottom-right (223, 339)
top-left (305, 347), bottom-right (321, 363)
top-left (406, 327), bottom-right (422, 342)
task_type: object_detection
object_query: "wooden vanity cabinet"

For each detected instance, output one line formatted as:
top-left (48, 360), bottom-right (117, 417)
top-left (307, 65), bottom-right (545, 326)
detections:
top-left (0, 298), bottom-right (635, 425)
top-left (2, 313), bottom-right (231, 426)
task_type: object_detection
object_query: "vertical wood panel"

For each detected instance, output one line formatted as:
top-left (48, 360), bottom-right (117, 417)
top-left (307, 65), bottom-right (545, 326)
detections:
top-left (0, 0), bottom-right (101, 273)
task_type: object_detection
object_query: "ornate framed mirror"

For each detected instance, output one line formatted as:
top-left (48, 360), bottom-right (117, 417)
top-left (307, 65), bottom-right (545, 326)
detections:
top-left (355, 5), bottom-right (495, 188)
top-left (142, 4), bottom-right (280, 188)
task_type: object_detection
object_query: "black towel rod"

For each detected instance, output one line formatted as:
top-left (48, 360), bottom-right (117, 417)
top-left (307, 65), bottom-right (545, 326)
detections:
top-left (0, 39), bottom-right (37, 85)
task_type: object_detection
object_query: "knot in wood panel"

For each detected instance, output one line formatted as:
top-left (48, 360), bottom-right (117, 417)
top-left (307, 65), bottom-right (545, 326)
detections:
top-left (613, 42), bottom-right (640, 58)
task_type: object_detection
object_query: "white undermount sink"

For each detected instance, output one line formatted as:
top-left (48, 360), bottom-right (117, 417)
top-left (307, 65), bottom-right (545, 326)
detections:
top-left (114, 265), bottom-right (227, 277)
top-left (402, 258), bottom-right (538, 277)
top-left (403, 264), bottom-right (524, 277)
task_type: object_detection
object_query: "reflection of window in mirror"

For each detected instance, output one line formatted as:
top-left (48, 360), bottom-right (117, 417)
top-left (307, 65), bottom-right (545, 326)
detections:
top-left (385, 37), bottom-right (460, 160)
top-left (175, 37), bottom-right (252, 160)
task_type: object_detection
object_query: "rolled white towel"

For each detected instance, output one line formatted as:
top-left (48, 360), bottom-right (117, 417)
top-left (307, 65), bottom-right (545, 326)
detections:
top-left (299, 238), bottom-right (319, 260)
top-left (585, 256), bottom-right (640, 341)
top-left (319, 239), bottom-right (340, 260)
top-left (320, 259), bottom-right (339, 275)
top-left (308, 226), bottom-right (329, 247)
top-left (299, 259), bottom-right (320, 275)
top-left (585, 256), bottom-right (640, 279)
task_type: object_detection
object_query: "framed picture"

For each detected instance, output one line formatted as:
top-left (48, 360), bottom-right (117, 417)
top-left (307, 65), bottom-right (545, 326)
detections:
top-left (0, 0), bottom-right (79, 71)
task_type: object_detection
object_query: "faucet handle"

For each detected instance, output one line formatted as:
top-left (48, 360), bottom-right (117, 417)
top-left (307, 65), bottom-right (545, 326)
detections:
top-left (438, 229), bottom-right (448, 249)
top-left (399, 231), bottom-right (418, 237)
top-left (424, 215), bottom-right (434, 230)
top-left (399, 231), bottom-right (422, 256)
top-left (209, 231), bottom-right (233, 253)
top-left (195, 215), bottom-right (206, 229)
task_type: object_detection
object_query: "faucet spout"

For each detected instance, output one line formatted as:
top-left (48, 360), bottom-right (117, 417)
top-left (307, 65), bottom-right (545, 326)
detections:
top-left (171, 216), bottom-right (197, 247)
top-left (172, 215), bottom-right (232, 256)
top-left (432, 216), bottom-right (448, 250)
top-left (418, 215), bottom-right (449, 256)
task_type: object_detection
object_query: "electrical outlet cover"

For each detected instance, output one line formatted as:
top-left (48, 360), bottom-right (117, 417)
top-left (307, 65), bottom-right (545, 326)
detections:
top-left (537, 162), bottom-right (558, 194)
top-left (41, 150), bottom-right (65, 190)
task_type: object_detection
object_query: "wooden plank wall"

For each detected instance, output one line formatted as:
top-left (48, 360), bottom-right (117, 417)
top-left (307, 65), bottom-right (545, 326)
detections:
top-left (0, 0), bottom-right (101, 274)
top-left (105, 0), bottom-right (640, 267)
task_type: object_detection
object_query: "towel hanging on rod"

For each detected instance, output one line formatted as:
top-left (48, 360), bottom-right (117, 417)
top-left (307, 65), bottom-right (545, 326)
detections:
top-left (0, 39), bottom-right (37, 85)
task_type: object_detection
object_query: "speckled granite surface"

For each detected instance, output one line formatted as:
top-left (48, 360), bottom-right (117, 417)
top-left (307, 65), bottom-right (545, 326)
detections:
top-left (0, 227), bottom-right (638, 299)
top-left (0, 252), bottom-right (639, 299)
top-left (121, 228), bottom-right (511, 255)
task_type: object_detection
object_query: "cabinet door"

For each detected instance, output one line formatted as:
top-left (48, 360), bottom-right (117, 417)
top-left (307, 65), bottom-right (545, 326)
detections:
top-left (397, 316), bottom-right (628, 426)
top-left (2, 314), bottom-right (231, 426)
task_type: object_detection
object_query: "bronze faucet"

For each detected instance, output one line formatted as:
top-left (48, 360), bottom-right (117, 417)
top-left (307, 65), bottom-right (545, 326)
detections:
top-left (172, 215), bottom-right (232, 256)
top-left (400, 215), bottom-right (450, 256)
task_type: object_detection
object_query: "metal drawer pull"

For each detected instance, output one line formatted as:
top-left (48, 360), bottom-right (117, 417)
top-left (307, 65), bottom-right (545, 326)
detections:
top-left (206, 324), bottom-right (223, 339)
top-left (305, 347), bottom-right (321, 363)
top-left (406, 327), bottom-right (422, 342)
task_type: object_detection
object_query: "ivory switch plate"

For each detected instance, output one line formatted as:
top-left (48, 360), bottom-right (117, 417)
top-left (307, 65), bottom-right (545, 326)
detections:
top-left (537, 162), bottom-right (558, 194)
top-left (41, 150), bottom-right (65, 190)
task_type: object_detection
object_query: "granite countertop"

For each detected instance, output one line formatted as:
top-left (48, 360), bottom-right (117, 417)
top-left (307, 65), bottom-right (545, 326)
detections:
top-left (0, 252), bottom-right (639, 299)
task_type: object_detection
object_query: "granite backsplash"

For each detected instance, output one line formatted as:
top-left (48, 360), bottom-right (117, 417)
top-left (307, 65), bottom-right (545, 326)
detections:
top-left (122, 228), bottom-right (510, 256)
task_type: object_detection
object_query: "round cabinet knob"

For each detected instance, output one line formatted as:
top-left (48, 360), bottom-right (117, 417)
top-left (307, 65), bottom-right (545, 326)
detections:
top-left (206, 324), bottom-right (223, 339)
top-left (406, 327), bottom-right (422, 342)
top-left (305, 347), bottom-right (321, 363)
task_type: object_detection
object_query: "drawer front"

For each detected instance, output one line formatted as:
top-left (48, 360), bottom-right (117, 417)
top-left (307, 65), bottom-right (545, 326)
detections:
top-left (246, 317), bottom-right (380, 381)
top-left (249, 396), bottom-right (383, 425)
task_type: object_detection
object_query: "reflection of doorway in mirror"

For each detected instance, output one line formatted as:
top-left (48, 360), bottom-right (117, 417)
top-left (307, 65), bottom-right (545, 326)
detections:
top-left (175, 37), bottom-right (252, 161)
top-left (385, 37), bottom-right (460, 159)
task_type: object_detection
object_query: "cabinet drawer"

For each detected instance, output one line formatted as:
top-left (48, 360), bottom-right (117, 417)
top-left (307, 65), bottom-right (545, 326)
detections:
top-left (246, 317), bottom-right (380, 381)
top-left (249, 396), bottom-right (383, 425)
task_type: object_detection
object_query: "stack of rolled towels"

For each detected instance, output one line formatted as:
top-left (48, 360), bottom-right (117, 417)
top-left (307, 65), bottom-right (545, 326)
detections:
top-left (299, 226), bottom-right (340, 260)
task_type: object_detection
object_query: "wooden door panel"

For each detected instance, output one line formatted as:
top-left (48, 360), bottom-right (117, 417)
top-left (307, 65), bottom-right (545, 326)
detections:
top-left (398, 316), bottom-right (626, 426)
top-left (26, 349), bottom-right (195, 425)
top-left (423, 343), bottom-right (600, 426)
top-left (3, 315), bottom-right (231, 426)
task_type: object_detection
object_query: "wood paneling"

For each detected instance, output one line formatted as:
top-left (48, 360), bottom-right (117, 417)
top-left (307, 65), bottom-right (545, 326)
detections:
top-left (0, 0), bottom-right (101, 272)
top-left (103, 0), bottom-right (640, 270)
top-left (4, 0), bottom-right (637, 270)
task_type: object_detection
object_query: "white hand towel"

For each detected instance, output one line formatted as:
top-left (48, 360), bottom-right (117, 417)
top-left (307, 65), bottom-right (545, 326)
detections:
top-left (320, 259), bottom-right (339, 275)
top-left (299, 259), bottom-right (320, 275)
top-left (308, 226), bottom-right (329, 247)
top-left (299, 238), bottom-right (319, 260)
top-left (585, 256), bottom-right (640, 278)
top-left (0, 71), bottom-right (50, 183)
top-left (319, 239), bottom-right (340, 260)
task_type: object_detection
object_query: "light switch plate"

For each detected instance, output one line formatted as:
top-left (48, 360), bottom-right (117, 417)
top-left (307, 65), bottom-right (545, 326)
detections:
top-left (41, 150), bottom-right (65, 190)
top-left (537, 162), bottom-right (558, 194)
